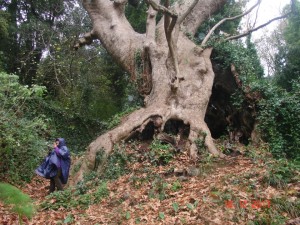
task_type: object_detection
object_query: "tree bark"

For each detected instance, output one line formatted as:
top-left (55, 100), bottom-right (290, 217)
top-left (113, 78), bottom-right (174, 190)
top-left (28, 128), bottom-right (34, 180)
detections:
top-left (73, 0), bottom-right (228, 184)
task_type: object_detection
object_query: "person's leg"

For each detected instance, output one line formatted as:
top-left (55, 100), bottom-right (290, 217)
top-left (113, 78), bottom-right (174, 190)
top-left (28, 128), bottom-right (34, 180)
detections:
top-left (53, 169), bottom-right (63, 191)
top-left (49, 178), bottom-right (55, 193)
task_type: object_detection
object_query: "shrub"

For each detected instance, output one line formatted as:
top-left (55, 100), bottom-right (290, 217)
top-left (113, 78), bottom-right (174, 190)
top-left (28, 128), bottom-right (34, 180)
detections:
top-left (256, 79), bottom-right (300, 158)
top-left (0, 72), bottom-right (52, 183)
top-left (102, 144), bottom-right (130, 180)
top-left (149, 139), bottom-right (174, 166)
top-left (93, 182), bottom-right (109, 203)
top-left (262, 159), bottom-right (299, 189)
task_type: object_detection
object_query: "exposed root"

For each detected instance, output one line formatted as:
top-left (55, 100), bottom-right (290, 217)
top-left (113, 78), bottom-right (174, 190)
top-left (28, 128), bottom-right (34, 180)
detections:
top-left (72, 107), bottom-right (224, 185)
top-left (72, 107), bottom-right (165, 184)
top-left (188, 122), bottom-right (225, 159)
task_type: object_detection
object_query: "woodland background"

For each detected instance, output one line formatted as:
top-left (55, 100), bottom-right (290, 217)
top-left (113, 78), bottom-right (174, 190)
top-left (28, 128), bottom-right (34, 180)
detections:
top-left (0, 0), bottom-right (299, 224)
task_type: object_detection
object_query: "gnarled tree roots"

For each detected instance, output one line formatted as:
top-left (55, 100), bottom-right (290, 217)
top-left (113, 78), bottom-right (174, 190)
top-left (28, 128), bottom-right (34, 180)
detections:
top-left (72, 105), bottom-right (224, 185)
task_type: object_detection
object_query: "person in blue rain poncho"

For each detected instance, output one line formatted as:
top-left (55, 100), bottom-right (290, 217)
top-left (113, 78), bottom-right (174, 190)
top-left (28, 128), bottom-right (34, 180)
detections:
top-left (36, 138), bottom-right (71, 193)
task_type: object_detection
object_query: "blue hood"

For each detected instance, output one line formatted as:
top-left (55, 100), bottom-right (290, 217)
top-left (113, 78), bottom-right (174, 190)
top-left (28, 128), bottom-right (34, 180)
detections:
top-left (57, 138), bottom-right (66, 148)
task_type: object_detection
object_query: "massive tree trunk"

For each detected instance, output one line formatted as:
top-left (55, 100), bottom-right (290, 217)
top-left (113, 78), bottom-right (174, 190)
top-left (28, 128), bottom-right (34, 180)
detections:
top-left (73, 0), bottom-right (229, 183)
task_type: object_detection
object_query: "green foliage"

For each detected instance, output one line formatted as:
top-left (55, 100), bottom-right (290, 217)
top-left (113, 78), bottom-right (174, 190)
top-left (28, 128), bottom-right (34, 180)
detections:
top-left (43, 189), bottom-right (74, 209)
top-left (107, 106), bottom-right (140, 130)
top-left (125, 1), bottom-right (147, 33)
top-left (101, 144), bottom-right (131, 180)
top-left (212, 40), bottom-right (264, 82)
top-left (149, 139), bottom-right (174, 166)
top-left (38, 45), bottom-right (127, 122)
top-left (42, 180), bottom-right (109, 210)
top-left (275, 1), bottom-right (300, 91)
top-left (262, 159), bottom-right (299, 189)
top-left (94, 182), bottom-right (110, 203)
top-left (256, 79), bottom-right (300, 158)
top-left (271, 197), bottom-right (300, 219)
top-left (211, 33), bottom-right (299, 159)
top-left (94, 149), bottom-right (106, 171)
top-left (196, 0), bottom-right (245, 43)
top-left (0, 182), bottom-right (35, 220)
top-left (248, 197), bottom-right (299, 225)
top-left (0, 11), bottom-right (9, 71)
top-left (172, 202), bottom-right (179, 214)
top-left (125, 211), bottom-right (131, 220)
top-left (75, 171), bottom-right (99, 195)
top-left (1, 0), bottom-right (127, 154)
top-left (171, 180), bottom-right (182, 192)
top-left (63, 214), bottom-right (74, 224)
top-left (186, 200), bottom-right (199, 211)
top-left (148, 176), bottom-right (169, 200)
top-left (158, 212), bottom-right (165, 220)
top-left (36, 100), bottom-right (107, 153)
top-left (246, 35), bottom-right (264, 79)
top-left (195, 132), bottom-right (207, 154)
top-left (0, 72), bottom-right (52, 183)
top-left (0, 0), bottom-right (73, 83)
top-left (0, 11), bottom-right (9, 40)
top-left (37, 46), bottom-right (127, 152)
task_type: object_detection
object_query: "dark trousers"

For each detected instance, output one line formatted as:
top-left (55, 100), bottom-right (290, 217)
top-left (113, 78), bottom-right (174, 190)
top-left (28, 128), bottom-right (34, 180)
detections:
top-left (49, 169), bottom-right (63, 193)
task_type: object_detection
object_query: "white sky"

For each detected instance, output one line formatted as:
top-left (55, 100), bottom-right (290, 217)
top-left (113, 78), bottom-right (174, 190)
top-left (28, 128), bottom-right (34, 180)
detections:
top-left (240, 0), bottom-right (291, 75)
top-left (242, 0), bottom-right (290, 40)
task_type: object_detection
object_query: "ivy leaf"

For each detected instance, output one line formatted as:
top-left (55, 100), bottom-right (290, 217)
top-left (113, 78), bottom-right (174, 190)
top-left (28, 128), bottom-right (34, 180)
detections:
top-left (125, 211), bottom-right (131, 220)
top-left (158, 212), bottom-right (165, 220)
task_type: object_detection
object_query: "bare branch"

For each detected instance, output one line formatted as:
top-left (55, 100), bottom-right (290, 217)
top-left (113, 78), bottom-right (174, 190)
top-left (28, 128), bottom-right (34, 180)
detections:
top-left (201, 0), bottom-right (261, 46)
top-left (146, 0), bottom-right (177, 18)
top-left (251, 1), bottom-right (261, 28)
top-left (225, 13), bottom-right (290, 41)
top-left (181, 0), bottom-right (228, 36)
top-left (177, 0), bottom-right (199, 25)
top-left (73, 31), bottom-right (97, 50)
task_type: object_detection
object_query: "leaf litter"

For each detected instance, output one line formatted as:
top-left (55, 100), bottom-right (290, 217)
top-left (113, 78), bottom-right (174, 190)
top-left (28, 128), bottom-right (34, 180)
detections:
top-left (0, 142), bottom-right (299, 225)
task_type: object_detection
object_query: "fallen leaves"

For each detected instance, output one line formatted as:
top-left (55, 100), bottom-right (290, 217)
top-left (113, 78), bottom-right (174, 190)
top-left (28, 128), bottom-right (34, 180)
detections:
top-left (1, 147), bottom-right (299, 225)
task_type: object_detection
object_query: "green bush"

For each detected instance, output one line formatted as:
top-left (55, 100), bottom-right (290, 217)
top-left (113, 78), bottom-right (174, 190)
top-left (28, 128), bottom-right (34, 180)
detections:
top-left (93, 182), bottom-right (109, 203)
top-left (101, 144), bottom-right (131, 180)
top-left (0, 72), bottom-right (53, 183)
top-left (42, 180), bottom-right (109, 210)
top-left (256, 79), bottom-right (300, 158)
top-left (212, 40), bottom-right (300, 159)
top-left (41, 189), bottom-right (74, 210)
top-left (148, 139), bottom-right (174, 166)
top-left (262, 159), bottom-right (300, 189)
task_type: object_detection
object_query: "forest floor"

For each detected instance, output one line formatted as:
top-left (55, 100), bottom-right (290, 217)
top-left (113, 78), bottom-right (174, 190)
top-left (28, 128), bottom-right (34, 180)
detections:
top-left (1, 140), bottom-right (299, 225)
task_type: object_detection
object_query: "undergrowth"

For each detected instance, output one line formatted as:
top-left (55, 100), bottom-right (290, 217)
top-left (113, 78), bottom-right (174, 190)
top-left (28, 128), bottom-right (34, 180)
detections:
top-left (0, 182), bottom-right (35, 224)
top-left (41, 143), bottom-right (131, 210)
top-left (40, 139), bottom-right (299, 224)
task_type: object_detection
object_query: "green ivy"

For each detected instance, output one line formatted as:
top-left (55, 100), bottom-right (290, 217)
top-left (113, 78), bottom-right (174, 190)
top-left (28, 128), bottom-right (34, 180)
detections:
top-left (149, 139), bottom-right (174, 166)
top-left (0, 72), bottom-right (52, 183)
top-left (256, 79), bottom-right (300, 158)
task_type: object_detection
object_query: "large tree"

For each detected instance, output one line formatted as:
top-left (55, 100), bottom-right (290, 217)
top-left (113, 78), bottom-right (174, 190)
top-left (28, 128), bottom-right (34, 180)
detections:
top-left (73, 0), bottom-right (289, 182)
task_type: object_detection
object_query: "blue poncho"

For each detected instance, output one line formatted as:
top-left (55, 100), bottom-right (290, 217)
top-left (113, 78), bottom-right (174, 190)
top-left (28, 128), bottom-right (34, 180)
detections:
top-left (35, 138), bottom-right (71, 184)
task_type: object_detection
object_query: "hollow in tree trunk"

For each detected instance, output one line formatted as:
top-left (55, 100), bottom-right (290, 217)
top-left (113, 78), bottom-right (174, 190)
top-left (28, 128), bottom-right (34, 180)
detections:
top-left (72, 0), bottom-right (238, 183)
